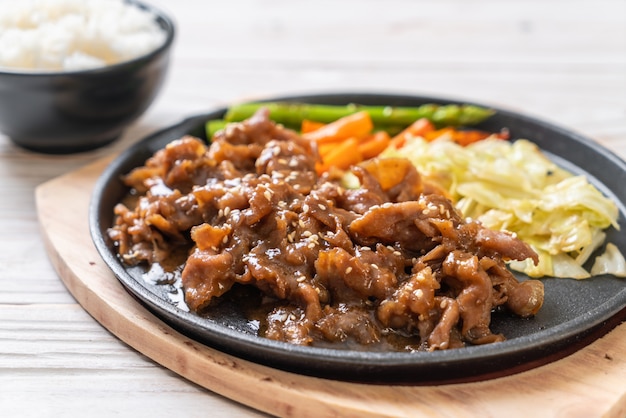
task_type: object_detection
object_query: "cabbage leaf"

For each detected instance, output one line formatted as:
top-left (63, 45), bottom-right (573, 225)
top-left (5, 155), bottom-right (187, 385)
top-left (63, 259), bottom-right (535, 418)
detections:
top-left (382, 136), bottom-right (623, 278)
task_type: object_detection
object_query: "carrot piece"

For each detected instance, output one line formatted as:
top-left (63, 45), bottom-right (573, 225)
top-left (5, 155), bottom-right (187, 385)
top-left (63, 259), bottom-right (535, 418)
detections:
top-left (389, 118), bottom-right (435, 149)
top-left (301, 119), bottom-right (326, 134)
top-left (451, 130), bottom-right (491, 146)
top-left (358, 131), bottom-right (391, 159)
top-left (424, 127), bottom-right (494, 146)
top-left (317, 138), bottom-right (346, 157)
top-left (303, 111), bottom-right (373, 144)
top-left (316, 137), bottom-right (362, 174)
top-left (424, 127), bottom-right (454, 142)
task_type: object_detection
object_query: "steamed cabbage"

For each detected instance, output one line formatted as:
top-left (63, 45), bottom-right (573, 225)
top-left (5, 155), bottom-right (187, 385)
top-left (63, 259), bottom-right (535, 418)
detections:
top-left (591, 243), bottom-right (626, 277)
top-left (382, 136), bottom-right (623, 278)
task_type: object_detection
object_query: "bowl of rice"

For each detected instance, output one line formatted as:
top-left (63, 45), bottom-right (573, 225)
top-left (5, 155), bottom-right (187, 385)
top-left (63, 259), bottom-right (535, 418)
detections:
top-left (0, 0), bottom-right (175, 153)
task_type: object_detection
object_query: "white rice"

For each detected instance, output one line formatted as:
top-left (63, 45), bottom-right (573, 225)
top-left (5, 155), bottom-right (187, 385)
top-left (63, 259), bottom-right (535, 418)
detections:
top-left (0, 0), bottom-right (167, 72)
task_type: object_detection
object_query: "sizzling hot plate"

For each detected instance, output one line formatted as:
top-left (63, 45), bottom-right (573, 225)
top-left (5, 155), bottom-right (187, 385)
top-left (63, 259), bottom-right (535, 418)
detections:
top-left (89, 93), bottom-right (626, 384)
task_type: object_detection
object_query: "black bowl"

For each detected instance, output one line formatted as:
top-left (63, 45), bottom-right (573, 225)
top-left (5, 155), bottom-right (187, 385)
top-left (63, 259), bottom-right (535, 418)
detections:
top-left (0, 0), bottom-right (175, 154)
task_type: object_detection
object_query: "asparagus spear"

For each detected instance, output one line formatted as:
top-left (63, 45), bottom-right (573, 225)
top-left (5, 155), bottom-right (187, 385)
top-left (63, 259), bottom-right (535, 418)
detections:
top-left (222, 101), bottom-right (495, 128)
top-left (205, 119), bottom-right (227, 138)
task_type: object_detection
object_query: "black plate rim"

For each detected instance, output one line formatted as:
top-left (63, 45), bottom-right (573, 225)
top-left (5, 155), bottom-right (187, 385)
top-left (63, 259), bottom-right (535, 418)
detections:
top-left (89, 92), bottom-right (626, 383)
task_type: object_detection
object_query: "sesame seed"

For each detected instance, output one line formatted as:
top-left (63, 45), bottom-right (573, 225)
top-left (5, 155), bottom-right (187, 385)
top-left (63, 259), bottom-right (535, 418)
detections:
top-left (224, 207), bottom-right (231, 217)
top-left (318, 204), bottom-right (327, 210)
top-left (307, 242), bottom-right (316, 249)
top-left (345, 267), bottom-right (353, 274)
top-left (371, 264), bottom-right (379, 270)
top-left (302, 204), bottom-right (310, 212)
top-left (263, 190), bottom-right (272, 201)
top-left (382, 202), bottom-right (393, 209)
top-left (302, 231), bottom-right (312, 237)
top-left (222, 235), bottom-right (228, 244)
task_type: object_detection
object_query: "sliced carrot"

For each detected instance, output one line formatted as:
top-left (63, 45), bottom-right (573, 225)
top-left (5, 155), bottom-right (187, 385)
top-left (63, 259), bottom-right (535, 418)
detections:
top-left (316, 137), bottom-right (362, 175)
top-left (303, 111), bottom-right (373, 144)
top-left (424, 127), bottom-right (454, 142)
top-left (424, 127), bottom-right (495, 146)
top-left (301, 119), bottom-right (326, 134)
top-left (317, 138), bottom-right (347, 157)
top-left (358, 131), bottom-right (391, 159)
top-left (317, 131), bottom-right (385, 169)
top-left (389, 118), bottom-right (435, 149)
top-left (451, 130), bottom-right (492, 146)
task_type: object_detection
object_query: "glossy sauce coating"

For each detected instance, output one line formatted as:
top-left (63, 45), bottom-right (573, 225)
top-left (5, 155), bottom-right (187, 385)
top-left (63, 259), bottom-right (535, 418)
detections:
top-left (109, 109), bottom-right (544, 351)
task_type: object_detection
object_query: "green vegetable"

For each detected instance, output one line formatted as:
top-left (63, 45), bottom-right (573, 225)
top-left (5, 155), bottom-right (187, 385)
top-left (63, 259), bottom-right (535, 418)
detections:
top-left (205, 101), bottom-right (494, 140)
top-left (223, 102), bottom-right (495, 128)
top-left (206, 119), bottom-right (227, 138)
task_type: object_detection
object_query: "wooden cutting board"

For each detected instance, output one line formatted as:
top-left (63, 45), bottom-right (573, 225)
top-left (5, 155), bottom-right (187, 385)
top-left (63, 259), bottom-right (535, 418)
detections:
top-left (35, 156), bottom-right (626, 418)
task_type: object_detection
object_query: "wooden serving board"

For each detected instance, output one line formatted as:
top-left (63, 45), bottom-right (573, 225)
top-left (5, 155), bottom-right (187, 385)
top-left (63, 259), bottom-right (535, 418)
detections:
top-left (36, 156), bottom-right (626, 418)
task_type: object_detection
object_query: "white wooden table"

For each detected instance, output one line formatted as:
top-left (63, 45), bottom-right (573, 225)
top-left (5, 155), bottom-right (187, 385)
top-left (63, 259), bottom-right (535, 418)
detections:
top-left (1, 1), bottom-right (625, 416)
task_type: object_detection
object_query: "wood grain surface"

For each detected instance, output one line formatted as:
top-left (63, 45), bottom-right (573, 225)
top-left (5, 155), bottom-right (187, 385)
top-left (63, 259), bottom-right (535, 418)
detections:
top-left (34, 149), bottom-right (626, 418)
top-left (2, 0), bottom-right (625, 417)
